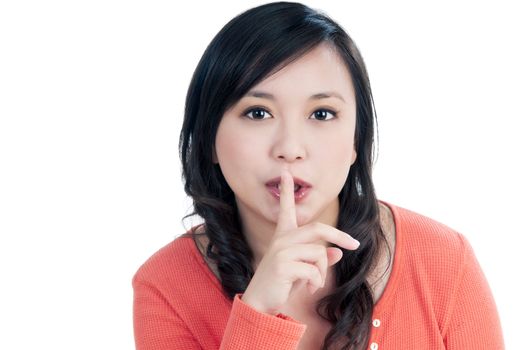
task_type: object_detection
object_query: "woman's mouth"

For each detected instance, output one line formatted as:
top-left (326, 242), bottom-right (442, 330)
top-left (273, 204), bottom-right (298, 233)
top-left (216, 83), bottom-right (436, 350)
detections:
top-left (265, 183), bottom-right (311, 203)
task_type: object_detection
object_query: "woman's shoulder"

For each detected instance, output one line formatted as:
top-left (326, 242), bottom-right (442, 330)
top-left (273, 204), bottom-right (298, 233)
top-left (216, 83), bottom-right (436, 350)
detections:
top-left (131, 229), bottom-right (229, 322)
top-left (384, 201), bottom-right (473, 281)
top-left (132, 232), bottom-right (198, 286)
top-left (387, 201), bottom-right (469, 253)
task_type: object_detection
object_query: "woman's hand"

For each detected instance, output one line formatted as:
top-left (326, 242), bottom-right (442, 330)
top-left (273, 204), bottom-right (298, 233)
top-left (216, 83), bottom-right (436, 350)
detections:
top-left (241, 168), bottom-right (360, 315)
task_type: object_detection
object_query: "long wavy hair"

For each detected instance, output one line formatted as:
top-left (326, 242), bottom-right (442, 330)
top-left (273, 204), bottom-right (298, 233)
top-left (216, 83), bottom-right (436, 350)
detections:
top-left (178, 2), bottom-right (391, 349)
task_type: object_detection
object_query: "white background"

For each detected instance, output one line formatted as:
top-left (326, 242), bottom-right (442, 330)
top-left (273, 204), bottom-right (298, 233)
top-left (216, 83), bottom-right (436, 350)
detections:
top-left (0, 1), bottom-right (525, 348)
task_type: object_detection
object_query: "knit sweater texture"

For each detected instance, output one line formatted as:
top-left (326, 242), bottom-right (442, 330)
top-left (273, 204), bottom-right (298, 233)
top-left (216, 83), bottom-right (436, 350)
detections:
top-left (132, 201), bottom-right (504, 349)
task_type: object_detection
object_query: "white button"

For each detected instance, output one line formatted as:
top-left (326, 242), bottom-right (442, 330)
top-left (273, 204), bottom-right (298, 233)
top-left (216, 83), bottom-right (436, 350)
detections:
top-left (372, 318), bottom-right (381, 327)
top-left (370, 342), bottom-right (379, 350)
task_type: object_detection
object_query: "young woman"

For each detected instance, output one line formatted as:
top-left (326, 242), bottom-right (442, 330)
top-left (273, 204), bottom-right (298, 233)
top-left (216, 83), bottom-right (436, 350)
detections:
top-left (132, 2), bottom-right (504, 349)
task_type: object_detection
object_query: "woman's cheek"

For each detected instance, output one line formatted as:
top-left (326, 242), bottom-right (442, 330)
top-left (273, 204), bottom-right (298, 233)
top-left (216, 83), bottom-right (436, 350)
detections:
top-left (238, 131), bottom-right (266, 159)
top-left (220, 133), bottom-right (260, 169)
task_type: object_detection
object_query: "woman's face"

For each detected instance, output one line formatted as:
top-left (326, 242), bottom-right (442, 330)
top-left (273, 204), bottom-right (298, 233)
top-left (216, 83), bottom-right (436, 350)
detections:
top-left (213, 43), bottom-right (357, 230)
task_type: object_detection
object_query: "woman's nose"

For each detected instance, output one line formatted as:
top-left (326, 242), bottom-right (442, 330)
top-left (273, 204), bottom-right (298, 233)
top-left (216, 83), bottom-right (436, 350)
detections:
top-left (271, 121), bottom-right (307, 162)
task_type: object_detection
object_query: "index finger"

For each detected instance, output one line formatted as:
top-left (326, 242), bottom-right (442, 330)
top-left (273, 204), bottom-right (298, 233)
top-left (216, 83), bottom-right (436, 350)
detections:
top-left (275, 168), bottom-right (298, 233)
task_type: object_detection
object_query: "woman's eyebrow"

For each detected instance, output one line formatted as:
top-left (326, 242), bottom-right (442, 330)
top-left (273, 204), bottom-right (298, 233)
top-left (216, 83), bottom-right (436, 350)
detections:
top-left (244, 90), bottom-right (346, 102)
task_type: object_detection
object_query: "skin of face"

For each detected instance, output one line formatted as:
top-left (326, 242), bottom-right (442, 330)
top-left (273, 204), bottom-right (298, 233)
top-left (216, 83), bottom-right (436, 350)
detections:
top-left (213, 42), bottom-right (357, 265)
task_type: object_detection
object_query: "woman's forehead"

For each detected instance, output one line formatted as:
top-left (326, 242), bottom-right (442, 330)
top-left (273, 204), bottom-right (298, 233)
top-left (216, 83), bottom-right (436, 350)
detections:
top-left (246, 44), bottom-right (355, 103)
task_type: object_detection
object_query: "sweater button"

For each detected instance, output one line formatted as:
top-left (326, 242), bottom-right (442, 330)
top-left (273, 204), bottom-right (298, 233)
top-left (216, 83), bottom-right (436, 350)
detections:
top-left (372, 318), bottom-right (381, 327)
top-left (370, 342), bottom-right (379, 350)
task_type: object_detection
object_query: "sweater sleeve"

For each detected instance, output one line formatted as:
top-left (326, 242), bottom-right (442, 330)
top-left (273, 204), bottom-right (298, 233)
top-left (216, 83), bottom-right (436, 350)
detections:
top-left (133, 275), bottom-right (202, 349)
top-left (442, 234), bottom-right (505, 349)
top-left (133, 274), bottom-right (307, 349)
top-left (220, 294), bottom-right (307, 350)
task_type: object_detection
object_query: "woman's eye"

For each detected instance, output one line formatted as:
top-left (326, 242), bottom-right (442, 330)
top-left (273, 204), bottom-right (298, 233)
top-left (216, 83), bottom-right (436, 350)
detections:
top-left (310, 109), bottom-right (337, 121)
top-left (244, 107), bottom-right (271, 120)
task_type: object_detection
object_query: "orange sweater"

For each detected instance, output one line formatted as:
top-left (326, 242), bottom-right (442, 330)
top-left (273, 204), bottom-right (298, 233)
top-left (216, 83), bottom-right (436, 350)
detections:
top-left (132, 201), bottom-right (505, 349)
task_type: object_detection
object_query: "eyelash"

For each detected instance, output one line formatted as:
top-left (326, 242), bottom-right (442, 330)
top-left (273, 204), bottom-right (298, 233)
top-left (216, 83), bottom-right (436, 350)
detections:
top-left (242, 106), bottom-right (338, 121)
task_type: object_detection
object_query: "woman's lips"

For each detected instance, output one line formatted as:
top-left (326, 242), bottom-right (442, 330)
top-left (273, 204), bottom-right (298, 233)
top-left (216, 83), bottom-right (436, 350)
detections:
top-left (266, 184), bottom-right (311, 203)
top-left (265, 176), bottom-right (312, 188)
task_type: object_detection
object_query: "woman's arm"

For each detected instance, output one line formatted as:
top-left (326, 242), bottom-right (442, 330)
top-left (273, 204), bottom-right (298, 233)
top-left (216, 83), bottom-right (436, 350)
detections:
top-left (220, 294), bottom-right (307, 350)
top-left (442, 234), bottom-right (505, 349)
top-left (133, 277), bottom-right (307, 349)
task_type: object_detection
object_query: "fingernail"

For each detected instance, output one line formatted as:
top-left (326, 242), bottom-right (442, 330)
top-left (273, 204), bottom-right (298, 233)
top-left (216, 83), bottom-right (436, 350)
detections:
top-left (348, 236), bottom-right (360, 247)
